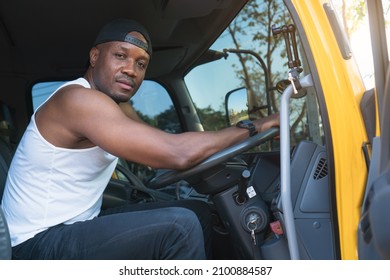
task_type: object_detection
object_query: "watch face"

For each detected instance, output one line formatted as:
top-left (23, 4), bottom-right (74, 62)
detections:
top-left (238, 120), bottom-right (251, 128)
top-left (237, 120), bottom-right (257, 137)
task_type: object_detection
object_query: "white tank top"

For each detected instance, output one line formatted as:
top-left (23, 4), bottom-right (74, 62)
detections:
top-left (1, 78), bottom-right (118, 246)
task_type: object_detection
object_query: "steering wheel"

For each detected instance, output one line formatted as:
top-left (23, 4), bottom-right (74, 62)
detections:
top-left (148, 127), bottom-right (279, 189)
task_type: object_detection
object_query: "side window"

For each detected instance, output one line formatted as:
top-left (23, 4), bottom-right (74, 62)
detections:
top-left (32, 80), bottom-right (180, 184)
top-left (32, 80), bottom-right (180, 134)
top-left (184, 0), bottom-right (324, 148)
top-left (330, 0), bottom-right (375, 89)
top-left (130, 81), bottom-right (182, 133)
top-left (32, 81), bottom-right (66, 110)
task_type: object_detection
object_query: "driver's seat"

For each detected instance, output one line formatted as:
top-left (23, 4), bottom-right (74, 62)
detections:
top-left (0, 101), bottom-right (16, 260)
top-left (0, 137), bottom-right (12, 259)
top-left (0, 206), bottom-right (11, 259)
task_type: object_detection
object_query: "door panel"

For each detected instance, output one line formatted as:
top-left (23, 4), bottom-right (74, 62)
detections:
top-left (358, 0), bottom-right (390, 260)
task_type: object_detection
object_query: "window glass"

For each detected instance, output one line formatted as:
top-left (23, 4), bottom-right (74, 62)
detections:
top-left (184, 0), bottom-right (324, 148)
top-left (32, 80), bottom-right (180, 133)
top-left (385, 0), bottom-right (390, 59)
top-left (32, 81), bottom-right (66, 109)
top-left (130, 81), bottom-right (182, 133)
top-left (330, 0), bottom-right (390, 89)
top-left (32, 80), bottom-right (180, 183)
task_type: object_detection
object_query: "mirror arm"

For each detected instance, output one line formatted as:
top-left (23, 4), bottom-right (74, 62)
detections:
top-left (272, 24), bottom-right (303, 73)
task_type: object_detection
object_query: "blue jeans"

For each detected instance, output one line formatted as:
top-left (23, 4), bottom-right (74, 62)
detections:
top-left (12, 200), bottom-right (210, 259)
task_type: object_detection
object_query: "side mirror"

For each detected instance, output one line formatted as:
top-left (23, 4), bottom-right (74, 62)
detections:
top-left (225, 87), bottom-right (249, 126)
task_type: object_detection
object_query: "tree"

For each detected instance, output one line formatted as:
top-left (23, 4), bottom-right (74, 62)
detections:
top-left (224, 0), bottom-right (307, 142)
top-left (334, 0), bottom-right (367, 40)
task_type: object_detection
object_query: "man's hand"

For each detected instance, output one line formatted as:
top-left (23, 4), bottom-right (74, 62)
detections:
top-left (254, 113), bottom-right (280, 133)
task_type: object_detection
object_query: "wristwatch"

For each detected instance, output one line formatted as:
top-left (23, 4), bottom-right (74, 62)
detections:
top-left (236, 119), bottom-right (257, 137)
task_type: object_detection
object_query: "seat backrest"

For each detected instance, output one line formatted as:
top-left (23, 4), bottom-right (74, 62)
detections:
top-left (0, 139), bottom-right (12, 259)
top-left (0, 102), bottom-right (16, 201)
top-left (0, 101), bottom-right (18, 149)
top-left (0, 206), bottom-right (11, 259)
top-left (0, 131), bottom-right (12, 260)
top-left (0, 138), bottom-right (12, 201)
top-left (0, 101), bottom-right (16, 259)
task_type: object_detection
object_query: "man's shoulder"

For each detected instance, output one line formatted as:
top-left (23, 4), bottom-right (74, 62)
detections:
top-left (57, 83), bottom-right (116, 115)
top-left (63, 77), bottom-right (91, 89)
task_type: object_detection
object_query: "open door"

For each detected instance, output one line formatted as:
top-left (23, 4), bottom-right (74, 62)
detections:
top-left (358, 0), bottom-right (390, 259)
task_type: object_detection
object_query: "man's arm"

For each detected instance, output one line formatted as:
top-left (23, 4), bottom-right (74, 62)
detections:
top-left (93, 97), bottom-right (279, 170)
top-left (41, 86), bottom-right (279, 171)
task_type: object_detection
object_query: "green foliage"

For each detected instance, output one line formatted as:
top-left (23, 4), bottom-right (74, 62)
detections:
top-left (136, 105), bottom-right (182, 134)
top-left (332, 0), bottom-right (367, 37)
top-left (195, 105), bottom-right (226, 131)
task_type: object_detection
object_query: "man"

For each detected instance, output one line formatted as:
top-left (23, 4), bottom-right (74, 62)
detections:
top-left (1, 19), bottom-right (279, 259)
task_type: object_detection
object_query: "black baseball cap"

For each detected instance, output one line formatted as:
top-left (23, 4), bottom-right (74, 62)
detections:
top-left (93, 18), bottom-right (152, 57)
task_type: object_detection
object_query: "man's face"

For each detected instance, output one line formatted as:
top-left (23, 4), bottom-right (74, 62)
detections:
top-left (89, 31), bottom-right (150, 103)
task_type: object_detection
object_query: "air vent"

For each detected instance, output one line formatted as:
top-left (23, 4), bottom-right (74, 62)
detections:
top-left (313, 157), bottom-right (328, 180)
